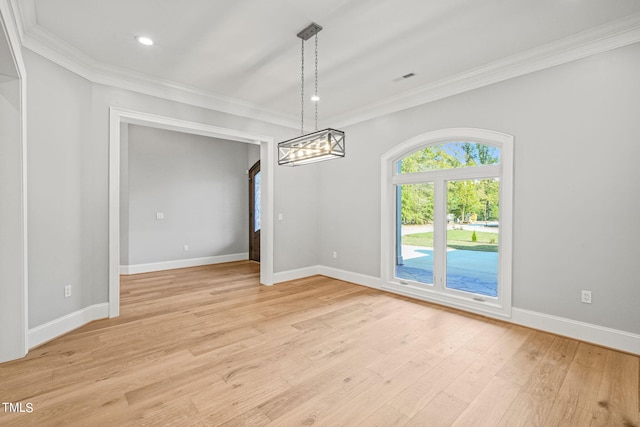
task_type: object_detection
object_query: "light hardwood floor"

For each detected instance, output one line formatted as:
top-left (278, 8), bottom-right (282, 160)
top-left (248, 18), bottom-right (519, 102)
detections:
top-left (0, 261), bottom-right (638, 426)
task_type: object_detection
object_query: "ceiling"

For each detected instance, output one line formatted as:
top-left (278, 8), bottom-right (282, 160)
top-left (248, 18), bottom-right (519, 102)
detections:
top-left (12, 0), bottom-right (640, 128)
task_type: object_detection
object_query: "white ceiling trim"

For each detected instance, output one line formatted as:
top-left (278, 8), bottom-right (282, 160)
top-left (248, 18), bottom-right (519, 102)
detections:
top-left (19, 31), bottom-right (300, 129)
top-left (12, 0), bottom-right (640, 130)
top-left (12, 0), bottom-right (299, 129)
top-left (330, 12), bottom-right (640, 128)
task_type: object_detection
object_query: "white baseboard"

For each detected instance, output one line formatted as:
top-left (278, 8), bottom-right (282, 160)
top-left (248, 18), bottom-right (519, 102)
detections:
top-left (273, 265), bottom-right (639, 355)
top-left (28, 303), bottom-right (109, 349)
top-left (120, 253), bottom-right (249, 275)
top-left (273, 265), bottom-right (382, 288)
top-left (318, 265), bottom-right (382, 290)
top-left (273, 265), bottom-right (320, 284)
top-left (511, 308), bottom-right (640, 355)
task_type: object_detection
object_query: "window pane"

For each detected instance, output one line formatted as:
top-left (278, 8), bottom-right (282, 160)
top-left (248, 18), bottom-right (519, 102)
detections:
top-left (254, 171), bottom-right (261, 232)
top-left (446, 179), bottom-right (499, 297)
top-left (395, 182), bottom-right (435, 285)
top-left (398, 142), bottom-right (500, 173)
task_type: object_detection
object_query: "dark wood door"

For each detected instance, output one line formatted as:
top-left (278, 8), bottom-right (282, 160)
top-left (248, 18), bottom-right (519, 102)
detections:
top-left (249, 161), bottom-right (261, 262)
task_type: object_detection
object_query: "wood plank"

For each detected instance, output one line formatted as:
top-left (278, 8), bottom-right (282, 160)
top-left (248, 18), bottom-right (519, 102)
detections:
top-left (262, 368), bottom-right (383, 426)
top-left (213, 408), bottom-right (271, 427)
top-left (356, 404), bottom-right (410, 427)
top-left (406, 392), bottom-right (468, 427)
top-left (543, 400), bottom-right (595, 427)
top-left (497, 391), bottom-right (555, 427)
top-left (451, 376), bottom-right (521, 426)
top-left (495, 330), bottom-right (557, 386)
top-left (190, 377), bottom-right (290, 426)
top-left (543, 336), bottom-right (579, 368)
top-left (444, 325), bottom-right (532, 404)
top-left (572, 342), bottom-right (608, 370)
top-left (556, 355), bottom-right (604, 411)
top-left (592, 349), bottom-right (639, 427)
top-left (257, 345), bottom-right (383, 419)
top-left (319, 357), bottom-right (441, 426)
top-left (388, 348), bottom-right (478, 417)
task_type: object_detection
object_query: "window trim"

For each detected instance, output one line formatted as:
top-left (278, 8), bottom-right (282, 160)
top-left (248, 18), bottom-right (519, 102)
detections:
top-left (381, 128), bottom-right (514, 318)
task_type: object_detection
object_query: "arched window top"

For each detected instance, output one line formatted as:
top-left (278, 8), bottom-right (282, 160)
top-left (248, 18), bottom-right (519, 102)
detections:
top-left (398, 141), bottom-right (500, 173)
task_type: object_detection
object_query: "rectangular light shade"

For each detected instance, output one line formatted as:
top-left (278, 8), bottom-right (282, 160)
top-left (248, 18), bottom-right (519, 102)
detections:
top-left (278, 128), bottom-right (345, 166)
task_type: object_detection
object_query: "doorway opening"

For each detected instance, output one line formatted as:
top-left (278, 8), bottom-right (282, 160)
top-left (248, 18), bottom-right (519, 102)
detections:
top-left (109, 107), bottom-right (275, 318)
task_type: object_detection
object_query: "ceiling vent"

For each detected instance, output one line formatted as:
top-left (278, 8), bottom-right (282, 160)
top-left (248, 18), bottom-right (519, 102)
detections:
top-left (393, 72), bottom-right (416, 82)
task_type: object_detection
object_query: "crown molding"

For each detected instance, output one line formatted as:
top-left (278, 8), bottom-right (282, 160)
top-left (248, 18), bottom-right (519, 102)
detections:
top-left (8, 0), bottom-right (30, 41)
top-left (12, 0), bottom-right (640, 130)
top-left (13, 0), bottom-right (299, 129)
top-left (329, 12), bottom-right (640, 128)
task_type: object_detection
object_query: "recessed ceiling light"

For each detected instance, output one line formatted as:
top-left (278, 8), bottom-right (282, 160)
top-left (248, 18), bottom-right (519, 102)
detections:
top-left (135, 35), bottom-right (154, 46)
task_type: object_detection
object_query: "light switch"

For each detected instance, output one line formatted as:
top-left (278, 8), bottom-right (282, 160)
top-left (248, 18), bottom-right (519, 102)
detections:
top-left (156, 212), bottom-right (164, 220)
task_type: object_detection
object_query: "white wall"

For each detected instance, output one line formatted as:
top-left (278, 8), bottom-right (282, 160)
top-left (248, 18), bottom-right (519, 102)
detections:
top-left (0, 75), bottom-right (25, 361)
top-left (25, 50), bottom-right (94, 328)
top-left (0, 0), bottom-right (27, 363)
top-left (125, 125), bottom-right (250, 266)
top-left (317, 42), bottom-right (640, 336)
top-left (248, 144), bottom-right (260, 169)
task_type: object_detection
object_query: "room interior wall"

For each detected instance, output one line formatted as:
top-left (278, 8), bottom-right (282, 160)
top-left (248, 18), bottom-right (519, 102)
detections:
top-left (25, 49), bottom-right (94, 328)
top-left (0, 75), bottom-right (25, 361)
top-left (125, 124), bottom-right (251, 266)
top-left (247, 144), bottom-right (260, 169)
top-left (0, 0), bottom-right (27, 363)
top-left (317, 42), bottom-right (640, 337)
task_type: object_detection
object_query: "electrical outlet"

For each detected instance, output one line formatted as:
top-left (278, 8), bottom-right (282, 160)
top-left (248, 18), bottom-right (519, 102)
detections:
top-left (183, 244), bottom-right (189, 251)
top-left (64, 285), bottom-right (71, 298)
top-left (581, 290), bottom-right (592, 304)
top-left (332, 251), bottom-right (338, 259)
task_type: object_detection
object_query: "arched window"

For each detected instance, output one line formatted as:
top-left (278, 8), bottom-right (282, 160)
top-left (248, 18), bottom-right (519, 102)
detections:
top-left (381, 129), bottom-right (513, 318)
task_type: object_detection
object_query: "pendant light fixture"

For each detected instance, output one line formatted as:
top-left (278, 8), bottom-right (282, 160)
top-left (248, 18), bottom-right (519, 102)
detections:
top-left (278, 22), bottom-right (345, 166)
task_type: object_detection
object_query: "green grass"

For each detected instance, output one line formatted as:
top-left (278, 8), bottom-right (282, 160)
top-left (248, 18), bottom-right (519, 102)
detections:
top-left (402, 229), bottom-right (498, 252)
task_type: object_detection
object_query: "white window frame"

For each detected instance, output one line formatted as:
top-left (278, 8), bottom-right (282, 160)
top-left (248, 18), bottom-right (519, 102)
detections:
top-left (381, 128), bottom-right (514, 318)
